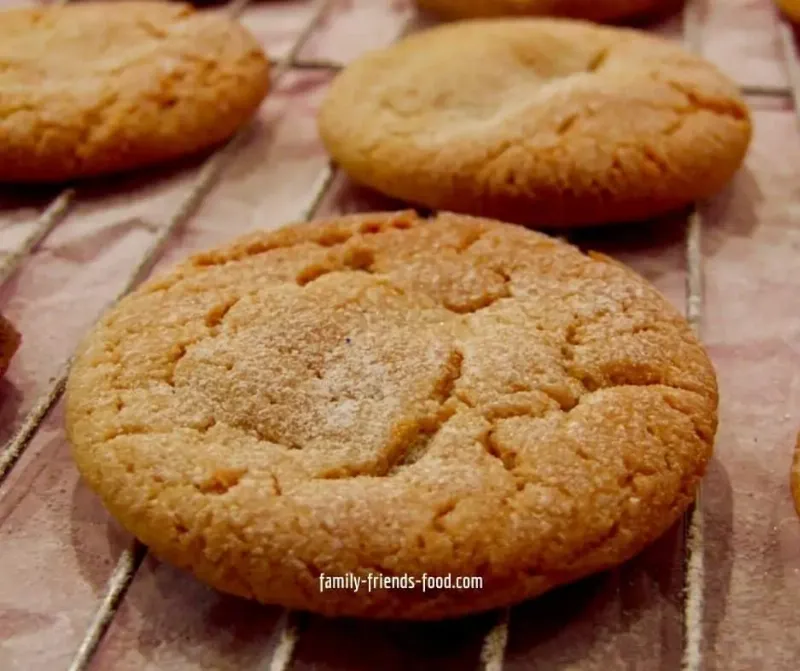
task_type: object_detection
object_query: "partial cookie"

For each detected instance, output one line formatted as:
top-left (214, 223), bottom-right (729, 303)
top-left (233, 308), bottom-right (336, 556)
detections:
top-left (792, 432), bottom-right (800, 518)
top-left (318, 19), bottom-right (751, 228)
top-left (416, 0), bottom-right (676, 23)
top-left (0, 314), bottom-right (21, 378)
top-left (0, 2), bottom-right (269, 182)
top-left (779, 0), bottom-right (800, 23)
top-left (66, 210), bottom-right (718, 620)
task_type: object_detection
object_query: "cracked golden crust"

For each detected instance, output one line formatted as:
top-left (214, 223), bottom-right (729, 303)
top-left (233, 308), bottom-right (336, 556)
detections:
top-left (318, 19), bottom-right (752, 228)
top-left (0, 2), bottom-right (269, 182)
top-left (0, 313), bottom-right (21, 378)
top-left (415, 0), bottom-right (672, 22)
top-left (65, 211), bottom-right (718, 619)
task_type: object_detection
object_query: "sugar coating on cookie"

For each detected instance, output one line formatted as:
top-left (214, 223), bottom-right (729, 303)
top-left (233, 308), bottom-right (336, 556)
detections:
top-left (0, 314), bottom-right (21, 378)
top-left (416, 0), bottom-right (674, 23)
top-left (319, 19), bottom-right (752, 228)
top-left (0, 2), bottom-right (269, 182)
top-left (66, 211), bottom-right (718, 619)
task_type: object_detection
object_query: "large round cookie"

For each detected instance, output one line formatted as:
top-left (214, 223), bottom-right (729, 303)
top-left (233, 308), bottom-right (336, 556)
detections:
top-left (415, 0), bottom-right (676, 23)
top-left (66, 211), bottom-right (718, 619)
top-left (0, 2), bottom-right (269, 182)
top-left (318, 19), bottom-right (751, 228)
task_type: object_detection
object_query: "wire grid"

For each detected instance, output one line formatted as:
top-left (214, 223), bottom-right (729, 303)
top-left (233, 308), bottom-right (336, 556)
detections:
top-left (0, 0), bottom-right (792, 668)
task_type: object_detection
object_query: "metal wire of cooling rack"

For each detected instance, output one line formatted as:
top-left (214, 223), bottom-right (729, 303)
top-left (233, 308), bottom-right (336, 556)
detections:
top-left (0, 0), bottom-right (793, 669)
top-left (678, 2), bottom-right (708, 669)
top-left (0, 189), bottom-right (75, 286)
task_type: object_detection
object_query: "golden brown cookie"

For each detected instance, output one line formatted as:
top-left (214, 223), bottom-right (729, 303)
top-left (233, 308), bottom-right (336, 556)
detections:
top-left (792, 432), bottom-right (800, 518)
top-left (0, 313), bottom-right (21, 378)
top-left (0, 2), bottom-right (269, 183)
top-left (318, 19), bottom-right (752, 228)
top-left (66, 211), bottom-right (718, 619)
top-left (415, 0), bottom-right (676, 23)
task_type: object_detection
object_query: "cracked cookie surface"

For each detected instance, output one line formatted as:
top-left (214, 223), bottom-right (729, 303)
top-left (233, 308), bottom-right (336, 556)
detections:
top-left (318, 19), bottom-right (751, 228)
top-left (66, 211), bottom-right (718, 619)
top-left (0, 2), bottom-right (269, 182)
top-left (415, 0), bottom-right (675, 23)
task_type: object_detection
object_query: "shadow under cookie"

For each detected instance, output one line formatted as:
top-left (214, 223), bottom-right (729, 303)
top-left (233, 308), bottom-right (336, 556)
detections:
top-left (0, 312), bottom-right (21, 379)
top-left (414, 0), bottom-right (685, 25)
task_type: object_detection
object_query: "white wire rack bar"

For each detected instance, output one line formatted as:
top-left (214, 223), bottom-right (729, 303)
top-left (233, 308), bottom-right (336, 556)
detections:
top-left (0, 189), bottom-right (75, 288)
top-left (65, 542), bottom-right (148, 671)
top-left (480, 608), bottom-right (511, 671)
top-left (265, 611), bottom-right (307, 671)
top-left (680, 0), bottom-right (706, 669)
top-left (739, 82), bottom-right (792, 98)
top-left (681, 211), bottom-right (706, 671)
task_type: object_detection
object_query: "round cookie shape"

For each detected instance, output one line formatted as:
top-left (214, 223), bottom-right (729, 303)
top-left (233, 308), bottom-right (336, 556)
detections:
top-left (0, 2), bottom-right (269, 182)
top-left (66, 211), bottom-right (718, 619)
top-left (415, 0), bottom-right (675, 23)
top-left (318, 19), bottom-right (752, 228)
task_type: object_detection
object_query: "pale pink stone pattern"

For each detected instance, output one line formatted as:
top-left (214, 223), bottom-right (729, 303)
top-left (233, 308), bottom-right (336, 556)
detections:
top-left (0, 0), bottom-right (798, 669)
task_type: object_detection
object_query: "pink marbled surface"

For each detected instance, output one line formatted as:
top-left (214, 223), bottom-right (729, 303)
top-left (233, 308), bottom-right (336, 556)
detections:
top-left (0, 0), bottom-right (798, 669)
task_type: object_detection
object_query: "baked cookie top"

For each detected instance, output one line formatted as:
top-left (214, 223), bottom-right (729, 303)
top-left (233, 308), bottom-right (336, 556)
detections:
top-left (0, 2), bottom-right (269, 182)
top-left (66, 211), bottom-right (718, 619)
top-left (319, 19), bottom-right (751, 228)
top-left (415, 0), bottom-right (673, 23)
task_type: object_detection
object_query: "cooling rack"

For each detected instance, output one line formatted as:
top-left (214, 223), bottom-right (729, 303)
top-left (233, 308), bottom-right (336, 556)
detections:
top-left (1, 0), bottom-right (799, 669)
